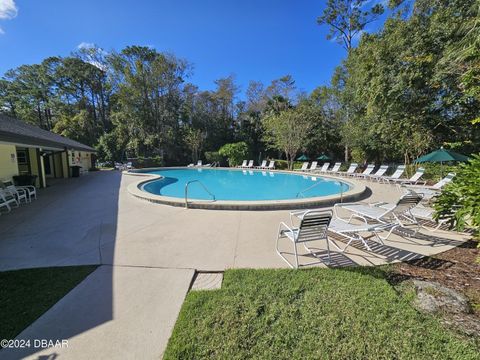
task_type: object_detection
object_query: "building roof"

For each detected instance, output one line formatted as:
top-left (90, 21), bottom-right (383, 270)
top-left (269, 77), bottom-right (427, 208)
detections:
top-left (0, 114), bottom-right (96, 152)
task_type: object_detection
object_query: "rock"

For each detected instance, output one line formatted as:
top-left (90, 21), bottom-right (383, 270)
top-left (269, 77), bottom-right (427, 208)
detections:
top-left (412, 280), bottom-right (472, 314)
top-left (405, 280), bottom-right (480, 338)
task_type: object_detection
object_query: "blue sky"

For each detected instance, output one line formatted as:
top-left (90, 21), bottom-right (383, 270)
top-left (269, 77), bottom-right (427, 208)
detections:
top-left (0, 0), bottom-right (383, 96)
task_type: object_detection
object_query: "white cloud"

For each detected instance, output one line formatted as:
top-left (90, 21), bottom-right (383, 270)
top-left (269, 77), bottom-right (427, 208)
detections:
top-left (0, 0), bottom-right (18, 34)
top-left (0, 0), bottom-right (17, 19)
top-left (77, 42), bottom-right (95, 49)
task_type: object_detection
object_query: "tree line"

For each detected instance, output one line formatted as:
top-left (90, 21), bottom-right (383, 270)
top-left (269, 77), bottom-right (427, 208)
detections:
top-left (0, 0), bottom-right (478, 169)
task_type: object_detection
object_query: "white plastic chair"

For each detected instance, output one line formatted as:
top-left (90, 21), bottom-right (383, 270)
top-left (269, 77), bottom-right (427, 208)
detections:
top-left (0, 189), bottom-right (19, 213)
top-left (2, 181), bottom-right (29, 204)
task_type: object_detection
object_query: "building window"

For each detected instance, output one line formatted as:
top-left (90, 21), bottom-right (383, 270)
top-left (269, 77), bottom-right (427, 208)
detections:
top-left (16, 149), bottom-right (30, 174)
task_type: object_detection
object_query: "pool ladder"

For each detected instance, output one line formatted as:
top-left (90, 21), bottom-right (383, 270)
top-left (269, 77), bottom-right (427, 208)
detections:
top-left (185, 180), bottom-right (216, 208)
top-left (296, 180), bottom-right (345, 202)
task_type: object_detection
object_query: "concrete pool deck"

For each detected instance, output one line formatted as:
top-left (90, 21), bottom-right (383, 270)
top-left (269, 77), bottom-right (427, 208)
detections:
top-left (0, 170), bottom-right (471, 359)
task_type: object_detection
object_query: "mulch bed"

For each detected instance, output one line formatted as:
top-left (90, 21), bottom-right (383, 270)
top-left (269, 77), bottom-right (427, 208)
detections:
top-left (389, 239), bottom-right (480, 315)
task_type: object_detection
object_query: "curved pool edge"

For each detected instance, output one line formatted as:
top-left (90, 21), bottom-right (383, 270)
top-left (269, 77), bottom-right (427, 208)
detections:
top-left (124, 167), bottom-right (369, 210)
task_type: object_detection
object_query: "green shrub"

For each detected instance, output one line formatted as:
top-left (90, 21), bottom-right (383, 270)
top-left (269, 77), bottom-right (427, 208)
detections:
top-left (273, 159), bottom-right (289, 170)
top-left (218, 142), bottom-right (249, 167)
top-left (433, 154), bottom-right (480, 238)
top-left (422, 163), bottom-right (459, 182)
top-left (350, 148), bottom-right (366, 163)
top-left (204, 151), bottom-right (222, 164)
top-left (292, 161), bottom-right (306, 170)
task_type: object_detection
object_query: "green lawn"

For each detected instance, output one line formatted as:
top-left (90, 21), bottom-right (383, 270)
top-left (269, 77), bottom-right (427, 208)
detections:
top-left (165, 268), bottom-right (480, 360)
top-left (0, 265), bottom-right (98, 341)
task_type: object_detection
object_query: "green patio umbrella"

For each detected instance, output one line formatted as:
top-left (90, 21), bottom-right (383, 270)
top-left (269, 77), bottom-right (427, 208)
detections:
top-left (414, 147), bottom-right (470, 177)
top-left (297, 154), bottom-right (309, 161)
top-left (316, 154), bottom-right (331, 161)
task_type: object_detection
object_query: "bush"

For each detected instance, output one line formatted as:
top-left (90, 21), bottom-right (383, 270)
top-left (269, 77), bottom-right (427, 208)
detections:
top-left (433, 154), bottom-right (480, 238)
top-left (421, 163), bottom-right (459, 182)
top-left (218, 142), bottom-right (249, 167)
top-left (204, 151), bottom-right (222, 164)
top-left (273, 159), bottom-right (289, 170)
top-left (350, 148), bottom-right (366, 163)
top-left (292, 161), bottom-right (305, 170)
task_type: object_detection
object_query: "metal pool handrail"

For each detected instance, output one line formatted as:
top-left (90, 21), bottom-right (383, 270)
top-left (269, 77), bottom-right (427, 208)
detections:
top-left (296, 181), bottom-right (325, 198)
top-left (296, 180), bottom-right (346, 201)
top-left (185, 180), bottom-right (216, 208)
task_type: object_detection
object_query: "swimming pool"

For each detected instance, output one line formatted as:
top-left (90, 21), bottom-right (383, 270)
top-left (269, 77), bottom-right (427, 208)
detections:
top-left (140, 168), bottom-right (350, 201)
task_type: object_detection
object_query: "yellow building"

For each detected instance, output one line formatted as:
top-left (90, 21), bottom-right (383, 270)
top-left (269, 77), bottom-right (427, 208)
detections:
top-left (0, 114), bottom-right (96, 188)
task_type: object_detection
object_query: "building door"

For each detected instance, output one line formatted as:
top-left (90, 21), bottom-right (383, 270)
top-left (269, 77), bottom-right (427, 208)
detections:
top-left (44, 154), bottom-right (52, 176)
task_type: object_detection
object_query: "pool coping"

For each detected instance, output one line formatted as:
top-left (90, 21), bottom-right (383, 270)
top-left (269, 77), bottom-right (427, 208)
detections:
top-left (125, 167), bottom-right (369, 210)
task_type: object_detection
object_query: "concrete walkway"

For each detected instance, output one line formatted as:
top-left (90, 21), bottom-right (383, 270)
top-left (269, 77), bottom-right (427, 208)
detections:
top-left (1, 265), bottom-right (194, 360)
top-left (0, 171), bottom-right (470, 359)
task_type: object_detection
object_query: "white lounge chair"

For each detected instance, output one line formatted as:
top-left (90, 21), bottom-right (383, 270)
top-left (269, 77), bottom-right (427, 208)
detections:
top-left (256, 160), bottom-right (267, 169)
top-left (365, 165), bottom-right (389, 180)
top-left (402, 173), bottom-right (455, 199)
top-left (237, 160), bottom-right (247, 168)
top-left (267, 161), bottom-right (275, 170)
top-left (334, 191), bottom-right (424, 240)
top-left (382, 165), bottom-right (406, 183)
top-left (276, 210), bottom-right (333, 268)
top-left (195, 160), bottom-right (203, 167)
top-left (337, 163), bottom-right (358, 177)
top-left (316, 162), bottom-right (329, 173)
top-left (245, 160), bottom-right (254, 168)
top-left (326, 162), bottom-right (342, 174)
top-left (376, 203), bottom-right (446, 231)
top-left (328, 218), bottom-right (395, 252)
top-left (306, 161), bottom-right (318, 172)
top-left (299, 162), bottom-right (309, 171)
top-left (390, 167), bottom-right (426, 186)
top-left (0, 189), bottom-right (19, 213)
top-left (351, 164), bottom-right (374, 177)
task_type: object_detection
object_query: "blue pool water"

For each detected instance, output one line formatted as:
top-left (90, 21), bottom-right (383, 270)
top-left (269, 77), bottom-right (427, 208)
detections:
top-left (141, 168), bottom-right (350, 201)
